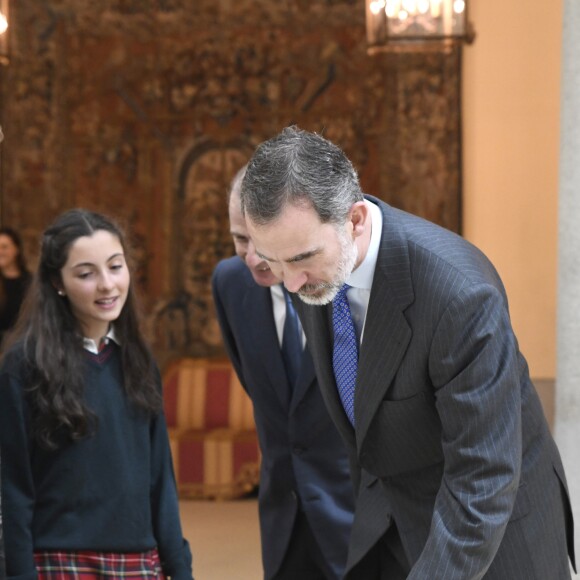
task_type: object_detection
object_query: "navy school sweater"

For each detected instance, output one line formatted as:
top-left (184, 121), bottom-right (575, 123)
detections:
top-left (0, 342), bottom-right (193, 580)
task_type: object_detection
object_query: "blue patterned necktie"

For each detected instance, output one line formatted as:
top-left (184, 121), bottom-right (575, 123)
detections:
top-left (332, 284), bottom-right (358, 425)
top-left (281, 288), bottom-right (303, 390)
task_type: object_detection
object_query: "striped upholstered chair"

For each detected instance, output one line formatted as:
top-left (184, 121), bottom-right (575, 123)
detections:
top-left (163, 357), bottom-right (260, 500)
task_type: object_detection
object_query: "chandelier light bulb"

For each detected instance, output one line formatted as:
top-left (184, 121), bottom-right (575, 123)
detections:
top-left (402, 0), bottom-right (417, 15)
top-left (417, 0), bottom-right (430, 14)
top-left (385, 0), bottom-right (399, 18)
top-left (369, 0), bottom-right (384, 15)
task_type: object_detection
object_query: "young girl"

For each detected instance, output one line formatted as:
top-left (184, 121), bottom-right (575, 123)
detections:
top-left (0, 209), bottom-right (194, 579)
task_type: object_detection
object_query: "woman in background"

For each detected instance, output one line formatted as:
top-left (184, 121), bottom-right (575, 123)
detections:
top-left (0, 209), bottom-right (193, 580)
top-left (0, 227), bottom-right (31, 348)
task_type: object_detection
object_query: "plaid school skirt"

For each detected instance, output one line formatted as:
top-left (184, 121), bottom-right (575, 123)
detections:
top-left (33, 549), bottom-right (166, 579)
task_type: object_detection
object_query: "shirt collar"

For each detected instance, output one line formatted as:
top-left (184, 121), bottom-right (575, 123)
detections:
top-left (82, 326), bottom-right (120, 354)
top-left (270, 283), bottom-right (284, 300)
top-left (346, 199), bottom-right (382, 291)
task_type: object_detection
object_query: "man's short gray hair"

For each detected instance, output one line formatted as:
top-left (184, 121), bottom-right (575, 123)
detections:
top-left (240, 126), bottom-right (364, 226)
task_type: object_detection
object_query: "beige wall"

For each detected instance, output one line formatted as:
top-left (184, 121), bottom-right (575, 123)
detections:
top-left (462, 0), bottom-right (563, 378)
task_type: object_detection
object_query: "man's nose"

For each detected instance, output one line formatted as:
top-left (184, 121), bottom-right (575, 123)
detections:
top-left (245, 241), bottom-right (263, 268)
top-left (283, 269), bottom-right (307, 293)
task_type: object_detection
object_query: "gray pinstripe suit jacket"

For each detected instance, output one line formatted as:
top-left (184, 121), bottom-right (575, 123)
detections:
top-left (295, 197), bottom-right (576, 579)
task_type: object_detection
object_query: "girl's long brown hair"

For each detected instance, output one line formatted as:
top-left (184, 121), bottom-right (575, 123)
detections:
top-left (4, 209), bottom-right (162, 449)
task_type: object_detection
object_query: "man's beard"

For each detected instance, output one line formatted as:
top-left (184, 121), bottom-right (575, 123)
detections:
top-left (297, 229), bottom-right (358, 306)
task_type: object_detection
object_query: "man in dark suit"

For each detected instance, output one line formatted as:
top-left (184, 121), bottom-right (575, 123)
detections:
top-left (211, 166), bottom-right (354, 580)
top-left (240, 126), bottom-right (576, 579)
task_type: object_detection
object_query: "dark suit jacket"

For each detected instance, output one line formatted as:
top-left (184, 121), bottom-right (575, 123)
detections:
top-left (294, 197), bottom-right (576, 579)
top-left (212, 257), bottom-right (354, 580)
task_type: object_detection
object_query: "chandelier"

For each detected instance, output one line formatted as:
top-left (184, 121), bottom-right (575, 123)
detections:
top-left (366, 0), bottom-right (474, 53)
top-left (0, 0), bottom-right (8, 65)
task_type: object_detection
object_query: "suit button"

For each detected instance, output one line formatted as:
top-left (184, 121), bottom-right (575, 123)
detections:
top-left (293, 445), bottom-right (305, 455)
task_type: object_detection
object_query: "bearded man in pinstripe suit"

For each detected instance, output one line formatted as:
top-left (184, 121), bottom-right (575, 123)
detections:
top-left (240, 126), bottom-right (576, 580)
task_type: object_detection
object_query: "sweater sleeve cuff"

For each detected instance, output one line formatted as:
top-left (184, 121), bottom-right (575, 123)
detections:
top-left (162, 538), bottom-right (194, 580)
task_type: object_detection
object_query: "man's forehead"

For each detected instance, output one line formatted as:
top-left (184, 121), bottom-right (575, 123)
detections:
top-left (247, 201), bottom-right (334, 251)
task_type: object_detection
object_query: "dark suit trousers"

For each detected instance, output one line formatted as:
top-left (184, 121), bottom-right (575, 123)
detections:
top-left (346, 524), bottom-right (410, 580)
top-left (272, 510), bottom-right (331, 580)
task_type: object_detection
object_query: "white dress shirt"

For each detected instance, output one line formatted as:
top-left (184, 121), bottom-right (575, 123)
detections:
top-left (270, 283), bottom-right (306, 348)
top-left (82, 326), bottom-right (119, 354)
top-left (344, 200), bottom-right (383, 345)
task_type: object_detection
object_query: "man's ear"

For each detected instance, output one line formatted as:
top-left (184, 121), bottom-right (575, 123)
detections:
top-left (349, 201), bottom-right (369, 238)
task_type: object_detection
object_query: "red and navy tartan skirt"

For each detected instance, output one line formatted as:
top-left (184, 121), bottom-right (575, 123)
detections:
top-left (33, 549), bottom-right (166, 579)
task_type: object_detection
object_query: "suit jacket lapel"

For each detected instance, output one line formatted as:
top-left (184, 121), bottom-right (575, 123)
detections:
top-left (289, 346), bottom-right (315, 414)
top-left (354, 198), bottom-right (414, 452)
top-left (243, 282), bottom-right (292, 410)
top-left (288, 292), bottom-right (318, 414)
